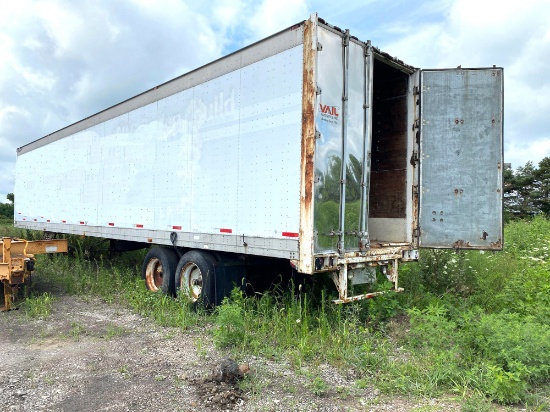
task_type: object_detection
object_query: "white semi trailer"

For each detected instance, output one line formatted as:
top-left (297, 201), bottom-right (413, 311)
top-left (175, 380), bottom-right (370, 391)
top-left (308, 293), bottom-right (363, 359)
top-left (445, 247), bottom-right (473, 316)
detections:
top-left (14, 14), bottom-right (503, 305)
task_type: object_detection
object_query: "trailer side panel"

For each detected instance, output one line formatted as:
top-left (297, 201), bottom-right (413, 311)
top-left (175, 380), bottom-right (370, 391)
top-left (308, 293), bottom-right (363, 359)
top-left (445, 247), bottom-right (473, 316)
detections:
top-left (15, 30), bottom-right (306, 260)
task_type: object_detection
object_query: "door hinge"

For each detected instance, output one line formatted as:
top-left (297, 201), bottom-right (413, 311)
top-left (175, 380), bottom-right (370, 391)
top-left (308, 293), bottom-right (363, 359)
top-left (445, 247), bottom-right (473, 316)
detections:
top-left (337, 240), bottom-right (344, 255)
top-left (412, 185), bottom-right (419, 196)
top-left (342, 30), bottom-right (350, 47)
top-left (410, 151), bottom-right (419, 166)
top-left (364, 41), bottom-right (371, 56)
top-left (317, 42), bottom-right (323, 51)
top-left (359, 233), bottom-right (370, 251)
top-left (413, 86), bottom-right (420, 96)
top-left (413, 228), bottom-right (420, 239)
top-left (412, 119), bottom-right (420, 130)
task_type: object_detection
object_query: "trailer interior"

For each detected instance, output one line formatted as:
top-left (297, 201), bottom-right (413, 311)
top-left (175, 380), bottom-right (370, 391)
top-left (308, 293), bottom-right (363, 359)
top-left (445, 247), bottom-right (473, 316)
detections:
top-left (367, 53), bottom-right (416, 245)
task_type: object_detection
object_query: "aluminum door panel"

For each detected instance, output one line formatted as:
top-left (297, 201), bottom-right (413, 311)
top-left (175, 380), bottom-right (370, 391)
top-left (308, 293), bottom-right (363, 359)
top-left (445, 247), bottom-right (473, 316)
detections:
top-left (344, 40), bottom-right (366, 251)
top-left (419, 68), bottom-right (503, 249)
top-left (314, 27), bottom-right (344, 253)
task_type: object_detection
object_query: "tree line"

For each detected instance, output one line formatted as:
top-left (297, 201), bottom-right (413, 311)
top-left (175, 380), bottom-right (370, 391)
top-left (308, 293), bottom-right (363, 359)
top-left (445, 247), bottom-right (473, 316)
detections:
top-left (504, 157), bottom-right (550, 221)
top-left (0, 193), bottom-right (14, 219)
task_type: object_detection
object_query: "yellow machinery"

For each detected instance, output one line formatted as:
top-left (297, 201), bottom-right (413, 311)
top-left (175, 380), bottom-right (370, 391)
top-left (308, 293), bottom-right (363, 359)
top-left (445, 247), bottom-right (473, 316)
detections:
top-left (0, 237), bottom-right (68, 311)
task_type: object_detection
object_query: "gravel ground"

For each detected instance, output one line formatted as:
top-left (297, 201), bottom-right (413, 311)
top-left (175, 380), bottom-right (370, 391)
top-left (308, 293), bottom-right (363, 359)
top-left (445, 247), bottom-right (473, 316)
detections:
top-left (0, 293), bottom-right (469, 411)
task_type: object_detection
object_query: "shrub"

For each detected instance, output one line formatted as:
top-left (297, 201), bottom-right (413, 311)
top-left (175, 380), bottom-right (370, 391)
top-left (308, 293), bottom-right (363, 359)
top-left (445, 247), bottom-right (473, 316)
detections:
top-left (213, 289), bottom-right (246, 348)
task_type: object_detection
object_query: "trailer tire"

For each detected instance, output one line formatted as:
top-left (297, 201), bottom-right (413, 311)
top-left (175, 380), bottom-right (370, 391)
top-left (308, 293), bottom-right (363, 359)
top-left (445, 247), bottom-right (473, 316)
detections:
top-left (142, 247), bottom-right (178, 295)
top-left (175, 250), bottom-right (217, 308)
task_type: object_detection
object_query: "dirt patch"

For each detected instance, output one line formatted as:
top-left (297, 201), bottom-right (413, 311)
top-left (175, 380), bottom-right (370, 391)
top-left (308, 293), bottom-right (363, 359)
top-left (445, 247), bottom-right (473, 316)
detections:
top-left (187, 377), bottom-right (247, 411)
top-left (0, 294), bottom-right (467, 411)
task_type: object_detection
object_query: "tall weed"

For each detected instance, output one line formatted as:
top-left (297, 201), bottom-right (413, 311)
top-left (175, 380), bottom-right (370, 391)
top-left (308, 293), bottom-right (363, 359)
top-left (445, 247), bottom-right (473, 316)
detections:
top-left (23, 292), bottom-right (54, 319)
top-left (213, 286), bottom-right (381, 370)
top-left (396, 216), bottom-right (550, 403)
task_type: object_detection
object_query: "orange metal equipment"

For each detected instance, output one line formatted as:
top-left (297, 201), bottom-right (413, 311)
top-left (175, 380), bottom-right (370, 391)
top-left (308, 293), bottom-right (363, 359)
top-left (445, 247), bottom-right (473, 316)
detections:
top-left (0, 237), bottom-right (68, 311)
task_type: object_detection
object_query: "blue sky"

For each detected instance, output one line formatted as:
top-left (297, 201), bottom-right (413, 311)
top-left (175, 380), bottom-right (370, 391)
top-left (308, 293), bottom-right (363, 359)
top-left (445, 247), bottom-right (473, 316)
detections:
top-left (1, 0), bottom-right (549, 201)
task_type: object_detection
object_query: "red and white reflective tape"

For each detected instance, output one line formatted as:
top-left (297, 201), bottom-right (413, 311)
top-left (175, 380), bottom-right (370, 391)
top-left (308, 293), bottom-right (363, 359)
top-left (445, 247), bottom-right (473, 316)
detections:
top-left (135, 224), bottom-right (144, 228)
top-left (282, 232), bottom-right (299, 238)
top-left (108, 222), bottom-right (115, 226)
top-left (220, 228), bottom-right (232, 234)
top-left (172, 225), bottom-right (182, 230)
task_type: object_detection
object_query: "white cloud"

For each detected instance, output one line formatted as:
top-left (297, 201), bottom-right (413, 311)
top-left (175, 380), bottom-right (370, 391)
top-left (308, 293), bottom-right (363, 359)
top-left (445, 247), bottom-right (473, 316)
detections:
top-left (211, 0), bottom-right (246, 32)
top-left (15, 64), bottom-right (57, 94)
top-left (71, 72), bottom-right (92, 102)
top-left (375, 23), bottom-right (445, 67)
top-left (0, 33), bottom-right (15, 70)
top-left (247, 0), bottom-right (308, 39)
top-left (0, 105), bottom-right (30, 123)
top-left (35, 1), bottom-right (84, 58)
top-left (506, 138), bottom-right (550, 170)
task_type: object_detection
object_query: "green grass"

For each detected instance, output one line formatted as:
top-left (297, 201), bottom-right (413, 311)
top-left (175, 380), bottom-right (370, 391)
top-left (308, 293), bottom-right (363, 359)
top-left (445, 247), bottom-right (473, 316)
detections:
top-left (0, 216), bottom-right (13, 227)
top-left (69, 321), bottom-right (86, 341)
top-left (22, 292), bottom-right (55, 319)
top-left (32, 251), bottom-right (207, 330)
top-left (2, 217), bottom-right (549, 408)
top-left (213, 217), bottom-right (550, 407)
top-left (391, 216), bottom-right (550, 406)
top-left (104, 324), bottom-right (127, 339)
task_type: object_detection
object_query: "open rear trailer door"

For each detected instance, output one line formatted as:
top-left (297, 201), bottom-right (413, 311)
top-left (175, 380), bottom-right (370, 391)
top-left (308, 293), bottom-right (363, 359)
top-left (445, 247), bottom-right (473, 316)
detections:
top-left (418, 68), bottom-right (503, 250)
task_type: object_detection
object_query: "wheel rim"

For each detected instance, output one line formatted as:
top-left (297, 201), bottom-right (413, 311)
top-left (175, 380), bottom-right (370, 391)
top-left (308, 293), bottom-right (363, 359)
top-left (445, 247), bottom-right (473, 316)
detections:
top-left (181, 262), bottom-right (202, 302)
top-left (145, 258), bottom-right (163, 291)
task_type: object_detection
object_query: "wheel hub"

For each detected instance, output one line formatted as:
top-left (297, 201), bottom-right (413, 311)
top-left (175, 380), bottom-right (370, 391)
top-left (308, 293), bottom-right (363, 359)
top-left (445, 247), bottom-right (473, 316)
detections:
top-left (145, 258), bottom-right (163, 291)
top-left (183, 263), bottom-right (202, 301)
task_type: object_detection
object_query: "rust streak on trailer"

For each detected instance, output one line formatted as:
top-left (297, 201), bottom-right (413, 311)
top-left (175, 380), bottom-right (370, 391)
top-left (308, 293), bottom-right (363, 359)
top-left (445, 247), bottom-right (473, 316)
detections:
top-left (410, 76), bottom-right (421, 249)
top-left (491, 239), bottom-right (503, 249)
top-left (298, 16), bottom-right (317, 275)
top-left (452, 240), bottom-right (471, 249)
top-left (411, 186), bottom-right (419, 247)
top-left (451, 238), bottom-right (502, 251)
